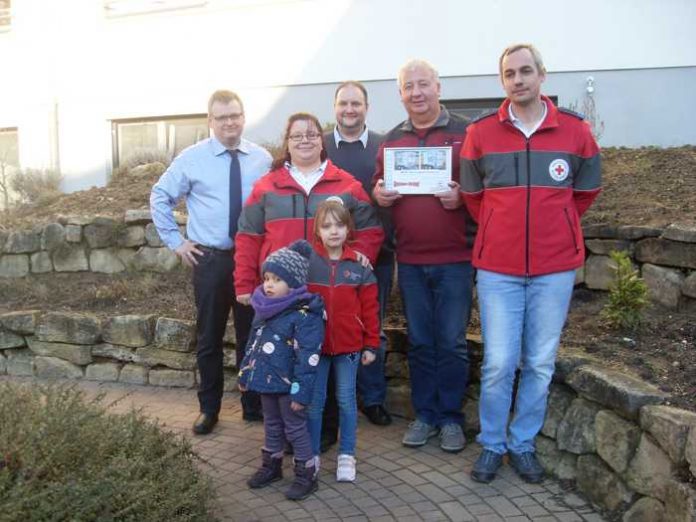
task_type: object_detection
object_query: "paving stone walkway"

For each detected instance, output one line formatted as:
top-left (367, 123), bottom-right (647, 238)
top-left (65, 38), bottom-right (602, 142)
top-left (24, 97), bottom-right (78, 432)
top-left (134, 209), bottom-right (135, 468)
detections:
top-left (5, 377), bottom-right (607, 522)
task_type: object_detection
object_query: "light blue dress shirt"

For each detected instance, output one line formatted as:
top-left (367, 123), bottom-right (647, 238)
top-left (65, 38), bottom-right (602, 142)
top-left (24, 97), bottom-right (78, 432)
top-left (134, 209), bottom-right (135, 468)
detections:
top-left (150, 136), bottom-right (272, 250)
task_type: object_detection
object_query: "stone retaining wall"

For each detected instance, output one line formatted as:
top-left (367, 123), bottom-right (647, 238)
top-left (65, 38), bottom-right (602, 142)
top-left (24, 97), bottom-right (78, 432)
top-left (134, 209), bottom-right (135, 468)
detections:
top-left (0, 310), bottom-right (238, 390)
top-left (4, 310), bottom-right (694, 520)
top-left (1, 213), bottom-right (694, 312)
top-left (535, 356), bottom-right (696, 521)
top-left (381, 328), bottom-right (696, 521)
top-left (0, 210), bottom-right (186, 276)
top-left (580, 223), bottom-right (696, 311)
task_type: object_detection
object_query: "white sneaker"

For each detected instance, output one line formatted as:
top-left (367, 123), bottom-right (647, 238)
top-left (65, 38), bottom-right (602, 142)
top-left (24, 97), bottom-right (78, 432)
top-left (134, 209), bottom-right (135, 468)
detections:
top-left (336, 454), bottom-right (356, 482)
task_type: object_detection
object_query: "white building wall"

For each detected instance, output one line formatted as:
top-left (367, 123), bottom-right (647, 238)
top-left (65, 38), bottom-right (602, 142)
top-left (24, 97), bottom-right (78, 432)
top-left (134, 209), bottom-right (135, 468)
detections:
top-left (0, 0), bottom-right (695, 191)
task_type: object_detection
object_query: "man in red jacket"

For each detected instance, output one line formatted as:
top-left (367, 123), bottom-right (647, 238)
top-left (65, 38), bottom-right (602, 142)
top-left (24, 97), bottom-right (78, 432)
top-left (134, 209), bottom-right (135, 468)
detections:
top-left (460, 44), bottom-right (601, 484)
top-left (373, 59), bottom-right (476, 454)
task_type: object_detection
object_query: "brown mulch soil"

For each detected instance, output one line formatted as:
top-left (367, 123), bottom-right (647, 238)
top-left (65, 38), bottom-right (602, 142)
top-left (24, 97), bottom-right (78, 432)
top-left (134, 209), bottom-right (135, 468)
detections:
top-left (584, 146), bottom-right (696, 227)
top-left (1, 147), bottom-right (695, 410)
top-left (0, 163), bottom-right (169, 230)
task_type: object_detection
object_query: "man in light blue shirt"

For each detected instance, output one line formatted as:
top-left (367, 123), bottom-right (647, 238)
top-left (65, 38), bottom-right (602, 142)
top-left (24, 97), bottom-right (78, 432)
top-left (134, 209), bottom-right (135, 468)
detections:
top-left (151, 90), bottom-right (272, 434)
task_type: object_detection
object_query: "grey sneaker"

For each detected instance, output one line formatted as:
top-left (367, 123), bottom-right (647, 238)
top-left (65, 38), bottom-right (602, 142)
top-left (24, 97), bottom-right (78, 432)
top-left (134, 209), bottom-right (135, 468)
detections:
top-left (439, 423), bottom-right (466, 453)
top-left (402, 420), bottom-right (438, 447)
top-left (509, 451), bottom-right (545, 483)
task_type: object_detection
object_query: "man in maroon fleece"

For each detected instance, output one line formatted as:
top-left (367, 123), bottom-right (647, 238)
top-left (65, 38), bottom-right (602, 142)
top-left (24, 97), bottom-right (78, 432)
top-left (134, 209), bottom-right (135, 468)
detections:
top-left (373, 59), bottom-right (476, 454)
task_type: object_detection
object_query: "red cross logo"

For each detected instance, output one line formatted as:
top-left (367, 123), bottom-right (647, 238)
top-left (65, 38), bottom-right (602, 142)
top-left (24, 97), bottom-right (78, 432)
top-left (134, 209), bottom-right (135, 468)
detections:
top-left (549, 159), bottom-right (570, 182)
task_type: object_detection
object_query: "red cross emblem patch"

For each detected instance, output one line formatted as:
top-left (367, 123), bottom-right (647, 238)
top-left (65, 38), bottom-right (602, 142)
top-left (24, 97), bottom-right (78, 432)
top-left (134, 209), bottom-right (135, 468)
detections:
top-left (549, 159), bottom-right (570, 182)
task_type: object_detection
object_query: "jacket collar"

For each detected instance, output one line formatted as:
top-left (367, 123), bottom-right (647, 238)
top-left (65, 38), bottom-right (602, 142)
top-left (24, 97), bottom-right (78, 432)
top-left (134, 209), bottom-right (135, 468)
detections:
top-left (311, 240), bottom-right (359, 262)
top-left (498, 95), bottom-right (559, 131)
top-left (210, 136), bottom-right (251, 156)
top-left (271, 159), bottom-right (341, 190)
top-left (399, 105), bottom-right (451, 133)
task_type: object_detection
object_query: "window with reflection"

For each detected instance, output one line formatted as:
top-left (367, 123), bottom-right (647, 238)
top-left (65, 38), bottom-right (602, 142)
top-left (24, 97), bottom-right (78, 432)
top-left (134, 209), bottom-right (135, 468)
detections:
top-left (112, 115), bottom-right (208, 167)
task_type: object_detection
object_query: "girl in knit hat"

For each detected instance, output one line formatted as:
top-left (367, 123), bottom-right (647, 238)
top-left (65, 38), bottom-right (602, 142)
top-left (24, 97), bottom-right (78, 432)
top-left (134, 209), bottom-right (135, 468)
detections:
top-left (305, 198), bottom-right (380, 483)
top-left (238, 239), bottom-right (325, 501)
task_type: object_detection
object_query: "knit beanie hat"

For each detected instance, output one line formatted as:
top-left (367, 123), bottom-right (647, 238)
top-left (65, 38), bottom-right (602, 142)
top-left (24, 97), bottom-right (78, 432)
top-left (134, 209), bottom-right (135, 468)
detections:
top-left (261, 239), bottom-right (313, 289)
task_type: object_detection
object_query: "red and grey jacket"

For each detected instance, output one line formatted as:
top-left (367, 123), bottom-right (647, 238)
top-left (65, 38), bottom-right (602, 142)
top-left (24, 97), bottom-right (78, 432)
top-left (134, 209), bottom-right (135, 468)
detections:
top-left (372, 107), bottom-right (475, 265)
top-left (459, 96), bottom-right (601, 276)
top-left (307, 243), bottom-right (380, 356)
top-left (234, 160), bottom-right (384, 295)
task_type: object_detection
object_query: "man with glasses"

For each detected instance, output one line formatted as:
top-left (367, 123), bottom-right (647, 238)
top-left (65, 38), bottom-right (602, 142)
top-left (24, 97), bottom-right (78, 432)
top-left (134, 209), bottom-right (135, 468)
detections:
top-left (151, 90), bottom-right (272, 434)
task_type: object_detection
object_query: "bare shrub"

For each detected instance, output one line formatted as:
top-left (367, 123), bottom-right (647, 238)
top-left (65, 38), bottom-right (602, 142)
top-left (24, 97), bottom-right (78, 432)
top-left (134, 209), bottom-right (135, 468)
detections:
top-left (10, 168), bottom-right (63, 206)
top-left (122, 148), bottom-right (172, 170)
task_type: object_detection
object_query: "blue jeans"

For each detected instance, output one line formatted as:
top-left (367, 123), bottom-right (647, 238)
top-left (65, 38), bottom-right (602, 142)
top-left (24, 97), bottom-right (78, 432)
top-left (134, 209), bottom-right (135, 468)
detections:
top-left (398, 262), bottom-right (473, 427)
top-left (357, 255), bottom-right (393, 407)
top-left (476, 269), bottom-right (576, 454)
top-left (308, 353), bottom-right (360, 455)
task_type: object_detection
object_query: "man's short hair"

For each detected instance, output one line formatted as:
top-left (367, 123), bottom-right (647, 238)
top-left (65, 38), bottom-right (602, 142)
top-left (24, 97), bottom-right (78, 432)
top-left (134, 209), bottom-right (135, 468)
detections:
top-left (208, 90), bottom-right (244, 115)
top-left (498, 44), bottom-right (546, 76)
top-left (397, 59), bottom-right (440, 89)
top-left (334, 81), bottom-right (369, 105)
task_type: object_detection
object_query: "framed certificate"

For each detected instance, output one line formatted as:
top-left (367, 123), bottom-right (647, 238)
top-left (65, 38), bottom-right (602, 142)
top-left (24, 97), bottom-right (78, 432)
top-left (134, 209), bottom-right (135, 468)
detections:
top-left (383, 146), bottom-right (452, 195)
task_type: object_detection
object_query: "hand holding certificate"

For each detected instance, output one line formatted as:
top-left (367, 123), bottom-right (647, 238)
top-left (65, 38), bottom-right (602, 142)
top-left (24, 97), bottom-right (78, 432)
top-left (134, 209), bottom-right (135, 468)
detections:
top-left (383, 146), bottom-right (452, 195)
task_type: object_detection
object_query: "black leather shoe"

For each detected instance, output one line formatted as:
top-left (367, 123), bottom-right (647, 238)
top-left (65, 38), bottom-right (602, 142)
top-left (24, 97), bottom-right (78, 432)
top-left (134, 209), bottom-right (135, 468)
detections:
top-left (242, 410), bottom-right (264, 422)
top-left (362, 405), bottom-right (393, 426)
top-left (192, 412), bottom-right (218, 435)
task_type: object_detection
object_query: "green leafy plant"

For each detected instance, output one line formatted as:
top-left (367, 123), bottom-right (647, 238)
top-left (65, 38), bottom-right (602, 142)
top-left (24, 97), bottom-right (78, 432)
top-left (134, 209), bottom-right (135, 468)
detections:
top-left (0, 382), bottom-right (217, 522)
top-left (601, 250), bottom-right (648, 330)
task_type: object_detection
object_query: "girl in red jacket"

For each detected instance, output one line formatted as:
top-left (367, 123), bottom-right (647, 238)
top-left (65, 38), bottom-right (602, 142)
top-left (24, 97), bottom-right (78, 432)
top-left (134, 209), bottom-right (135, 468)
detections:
top-left (306, 198), bottom-right (380, 483)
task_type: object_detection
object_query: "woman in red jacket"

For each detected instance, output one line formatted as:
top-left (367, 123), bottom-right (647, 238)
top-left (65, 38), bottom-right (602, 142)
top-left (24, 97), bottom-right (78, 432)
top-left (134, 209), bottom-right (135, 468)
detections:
top-left (305, 198), bottom-right (380, 484)
top-left (234, 113), bottom-right (383, 302)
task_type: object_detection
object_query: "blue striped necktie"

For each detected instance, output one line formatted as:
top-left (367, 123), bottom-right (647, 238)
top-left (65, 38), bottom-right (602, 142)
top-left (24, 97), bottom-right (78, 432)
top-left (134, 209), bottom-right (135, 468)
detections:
top-left (228, 149), bottom-right (242, 239)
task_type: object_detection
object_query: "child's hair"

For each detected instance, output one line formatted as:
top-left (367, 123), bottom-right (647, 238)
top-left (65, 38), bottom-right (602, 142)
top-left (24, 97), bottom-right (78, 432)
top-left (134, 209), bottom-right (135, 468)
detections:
top-left (313, 198), bottom-right (354, 240)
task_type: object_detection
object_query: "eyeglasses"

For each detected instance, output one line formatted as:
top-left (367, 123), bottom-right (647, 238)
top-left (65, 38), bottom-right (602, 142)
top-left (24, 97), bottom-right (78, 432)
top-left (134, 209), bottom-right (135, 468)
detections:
top-left (212, 113), bottom-right (244, 123)
top-left (288, 132), bottom-right (322, 142)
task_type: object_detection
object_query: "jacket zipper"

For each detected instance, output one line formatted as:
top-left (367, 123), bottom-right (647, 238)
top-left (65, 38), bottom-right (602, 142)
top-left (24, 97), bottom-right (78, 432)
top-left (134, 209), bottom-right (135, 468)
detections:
top-left (303, 193), bottom-right (309, 239)
top-left (564, 208), bottom-right (580, 253)
top-left (329, 261), bottom-right (337, 354)
top-left (478, 208), bottom-right (495, 259)
top-left (525, 137), bottom-right (531, 276)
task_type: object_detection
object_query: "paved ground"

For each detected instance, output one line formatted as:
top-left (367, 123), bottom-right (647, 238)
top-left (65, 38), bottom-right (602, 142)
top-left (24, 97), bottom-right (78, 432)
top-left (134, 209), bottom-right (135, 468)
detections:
top-left (4, 377), bottom-right (606, 522)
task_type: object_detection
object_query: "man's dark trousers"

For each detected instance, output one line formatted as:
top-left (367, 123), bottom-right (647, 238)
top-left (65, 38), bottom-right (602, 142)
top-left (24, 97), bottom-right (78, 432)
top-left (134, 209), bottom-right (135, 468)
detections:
top-left (193, 248), bottom-right (255, 415)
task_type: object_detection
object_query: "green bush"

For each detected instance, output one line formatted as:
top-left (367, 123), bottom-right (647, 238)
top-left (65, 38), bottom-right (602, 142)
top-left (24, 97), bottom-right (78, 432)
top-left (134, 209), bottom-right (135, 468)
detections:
top-left (601, 250), bottom-right (648, 330)
top-left (0, 382), bottom-right (216, 522)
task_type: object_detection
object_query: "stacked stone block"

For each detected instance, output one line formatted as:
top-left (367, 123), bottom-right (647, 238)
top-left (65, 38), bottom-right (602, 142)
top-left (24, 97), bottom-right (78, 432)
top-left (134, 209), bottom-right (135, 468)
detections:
top-left (0, 211), bottom-right (186, 277)
top-left (583, 223), bottom-right (696, 311)
top-left (0, 311), bottom-right (239, 390)
top-left (536, 355), bottom-right (696, 521)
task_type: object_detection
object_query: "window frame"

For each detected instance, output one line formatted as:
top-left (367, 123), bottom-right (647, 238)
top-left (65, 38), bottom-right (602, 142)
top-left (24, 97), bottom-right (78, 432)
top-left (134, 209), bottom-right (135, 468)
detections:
top-left (0, 0), bottom-right (12, 31)
top-left (0, 127), bottom-right (19, 168)
top-left (111, 114), bottom-right (209, 168)
top-left (103, 0), bottom-right (208, 18)
top-left (442, 96), bottom-right (559, 120)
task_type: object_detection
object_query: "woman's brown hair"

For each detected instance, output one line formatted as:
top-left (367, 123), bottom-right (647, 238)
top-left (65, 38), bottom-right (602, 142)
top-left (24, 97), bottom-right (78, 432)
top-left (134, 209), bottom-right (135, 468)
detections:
top-left (271, 112), bottom-right (328, 170)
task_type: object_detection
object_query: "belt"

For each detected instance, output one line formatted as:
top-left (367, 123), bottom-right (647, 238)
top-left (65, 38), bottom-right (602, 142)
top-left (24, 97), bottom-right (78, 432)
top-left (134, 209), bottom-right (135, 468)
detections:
top-left (197, 245), bottom-right (232, 255)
